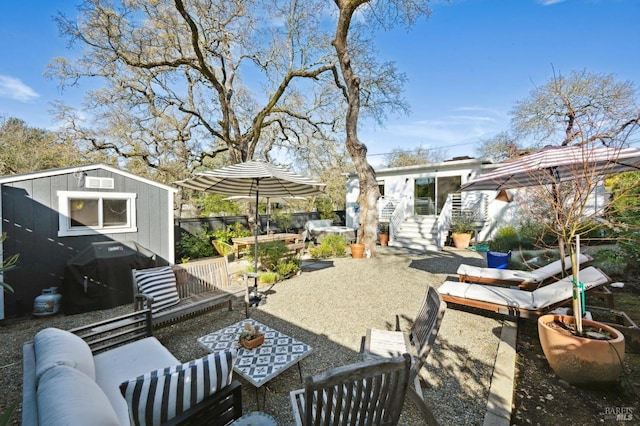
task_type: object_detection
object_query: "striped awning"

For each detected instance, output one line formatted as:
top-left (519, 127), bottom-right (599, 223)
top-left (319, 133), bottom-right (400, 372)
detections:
top-left (461, 145), bottom-right (640, 191)
top-left (175, 160), bottom-right (325, 197)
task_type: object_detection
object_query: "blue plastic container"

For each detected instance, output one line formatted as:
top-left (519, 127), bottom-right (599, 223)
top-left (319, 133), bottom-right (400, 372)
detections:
top-left (487, 251), bottom-right (510, 269)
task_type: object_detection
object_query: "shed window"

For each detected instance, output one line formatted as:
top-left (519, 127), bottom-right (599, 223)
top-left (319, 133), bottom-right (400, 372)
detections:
top-left (58, 191), bottom-right (137, 236)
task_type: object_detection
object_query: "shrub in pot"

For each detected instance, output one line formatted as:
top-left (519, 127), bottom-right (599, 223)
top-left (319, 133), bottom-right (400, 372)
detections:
top-left (450, 212), bottom-right (475, 249)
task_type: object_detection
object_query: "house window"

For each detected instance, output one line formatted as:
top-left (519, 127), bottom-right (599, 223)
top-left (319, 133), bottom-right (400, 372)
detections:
top-left (58, 191), bottom-right (137, 236)
top-left (378, 181), bottom-right (385, 196)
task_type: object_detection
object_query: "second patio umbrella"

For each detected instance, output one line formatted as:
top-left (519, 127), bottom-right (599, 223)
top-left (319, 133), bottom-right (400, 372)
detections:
top-left (461, 145), bottom-right (640, 192)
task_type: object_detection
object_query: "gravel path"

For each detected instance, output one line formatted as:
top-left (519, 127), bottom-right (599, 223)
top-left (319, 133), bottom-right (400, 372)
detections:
top-left (1, 247), bottom-right (503, 425)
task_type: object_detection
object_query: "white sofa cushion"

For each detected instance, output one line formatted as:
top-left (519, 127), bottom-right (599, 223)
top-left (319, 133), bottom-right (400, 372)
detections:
top-left (133, 266), bottom-right (180, 313)
top-left (34, 327), bottom-right (95, 383)
top-left (94, 337), bottom-right (180, 425)
top-left (37, 365), bottom-right (119, 426)
top-left (119, 349), bottom-right (237, 425)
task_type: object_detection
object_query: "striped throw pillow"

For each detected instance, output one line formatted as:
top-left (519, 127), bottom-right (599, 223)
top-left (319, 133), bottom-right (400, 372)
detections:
top-left (119, 349), bottom-right (236, 426)
top-left (134, 267), bottom-right (180, 313)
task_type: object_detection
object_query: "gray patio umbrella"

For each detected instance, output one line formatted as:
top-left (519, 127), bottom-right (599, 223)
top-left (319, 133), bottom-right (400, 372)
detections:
top-left (461, 145), bottom-right (640, 192)
top-left (176, 160), bottom-right (325, 298)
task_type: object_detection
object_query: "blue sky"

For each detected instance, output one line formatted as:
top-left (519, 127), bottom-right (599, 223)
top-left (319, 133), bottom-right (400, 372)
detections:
top-left (1, 0), bottom-right (638, 167)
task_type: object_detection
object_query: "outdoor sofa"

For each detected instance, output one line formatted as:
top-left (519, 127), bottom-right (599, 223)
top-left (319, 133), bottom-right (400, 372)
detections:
top-left (22, 305), bottom-right (242, 425)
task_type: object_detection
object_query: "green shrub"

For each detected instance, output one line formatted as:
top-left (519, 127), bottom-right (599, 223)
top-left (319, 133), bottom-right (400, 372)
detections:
top-left (258, 272), bottom-right (278, 284)
top-left (489, 226), bottom-right (520, 252)
top-left (270, 211), bottom-right (293, 233)
top-left (517, 218), bottom-right (555, 249)
top-left (176, 227), bottom-right (216, 260)
top-left (592, 247), bottom-right (627, 276)
top-left (275, 258), bottom-right (301, 279)
top-left (211, 223), bottom-right (251, 244)
top-left (249, 241), bottom-right (289, 272)
top-left (308, 235), bottom-right (347, 258)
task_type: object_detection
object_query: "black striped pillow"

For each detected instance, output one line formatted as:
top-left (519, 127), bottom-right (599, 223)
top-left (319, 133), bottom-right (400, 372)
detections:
top-left (133, 267), bottom-right (180, 313)
top-left (119, 349), bottom-right (236, 426)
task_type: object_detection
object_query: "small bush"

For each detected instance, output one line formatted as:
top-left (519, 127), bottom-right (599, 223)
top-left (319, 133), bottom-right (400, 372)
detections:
top-left (308, 235), bottom-right (347, 258)
top-left (176, 227), bottom-right (216, 260)
top-left (592, 247), bottom-right (626, 276)
top-left (489, 226), bottom-right (520, 252)
top-left (275, 257), bottom-right (301, 279)
top-left (258, 272), bottom-right (278, 284)
top-left (250, 241), bottom-right (289, 272)
top-left (211, 223), bottom-right (251, 244)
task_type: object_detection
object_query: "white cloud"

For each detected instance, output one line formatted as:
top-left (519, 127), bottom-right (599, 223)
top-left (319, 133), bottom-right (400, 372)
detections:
top-left (0, 75), bottom-right (39, 102)
top-left (538, 0), bottom-right (567, 5)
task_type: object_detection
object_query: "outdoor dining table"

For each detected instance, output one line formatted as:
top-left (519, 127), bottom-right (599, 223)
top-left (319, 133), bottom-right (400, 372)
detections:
top-left (231, 233), bottom-right (301, 258)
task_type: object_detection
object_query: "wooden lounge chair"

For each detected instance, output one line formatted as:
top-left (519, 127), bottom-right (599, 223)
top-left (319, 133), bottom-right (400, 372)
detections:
top-left (457, 254), bottom-right (593, 289)
top-left (289, 354), bottom-right (411, 426)
top-left (440, 266), bottom-right (610, 318)
top-left (362, 285), bottom-right (445, 425)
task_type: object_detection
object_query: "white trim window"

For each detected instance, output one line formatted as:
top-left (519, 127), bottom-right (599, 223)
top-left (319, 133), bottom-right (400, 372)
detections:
top-left (58, 191), bottom-right (137, 236)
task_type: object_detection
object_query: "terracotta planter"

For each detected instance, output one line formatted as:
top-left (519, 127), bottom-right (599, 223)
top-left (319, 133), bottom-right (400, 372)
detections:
top-left (538, 314), bottom-right (625, 384)
top-left (379, 234), bottom-right (389, 246)
top-left (239, 333), bottom-right (265, 350)
top-left (452, 232), bottom-right (472, 249)
top-left (350, 243), bottom-right (365, 259)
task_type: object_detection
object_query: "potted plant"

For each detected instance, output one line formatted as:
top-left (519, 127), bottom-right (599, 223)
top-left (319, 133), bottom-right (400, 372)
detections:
top-left (450, 212), bottom-right (475, 249)
top-left (238, 322), bottom-right (264, 349)
top-left (378, 222), bottom-right (389, 246)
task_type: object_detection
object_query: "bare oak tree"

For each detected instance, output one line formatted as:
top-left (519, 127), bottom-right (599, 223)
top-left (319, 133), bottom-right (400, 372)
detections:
top-left (48, 0), bottom-right (339, 185)
top-left (512, 69), bottom-right (640, 148)
top-left (331, 0), bottom-right (431, 253)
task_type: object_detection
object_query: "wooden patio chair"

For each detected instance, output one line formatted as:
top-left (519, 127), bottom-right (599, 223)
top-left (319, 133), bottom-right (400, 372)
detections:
top-left (289, 354), bottom-right (411, 426)
top-left (363, 286), bottom-right (446, 416)
top-left (439, 266), bottom-right (611, 318)
top-left (457, 254), bottom-right (593, 289)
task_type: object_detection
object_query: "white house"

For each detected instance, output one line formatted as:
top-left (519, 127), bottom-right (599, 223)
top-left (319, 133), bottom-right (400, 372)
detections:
top-left (345, 156), bottom-right (607, 251)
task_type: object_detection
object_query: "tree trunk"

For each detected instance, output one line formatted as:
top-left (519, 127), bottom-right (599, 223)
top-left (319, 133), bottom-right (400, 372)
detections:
top-left (333, 0), bottom-right (380, 255)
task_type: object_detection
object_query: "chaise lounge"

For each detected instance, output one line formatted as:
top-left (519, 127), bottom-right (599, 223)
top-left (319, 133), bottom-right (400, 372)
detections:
top-left (440, 266), bottom-right (610, 318)
top-left (457, 254), bottom-right (593, 289)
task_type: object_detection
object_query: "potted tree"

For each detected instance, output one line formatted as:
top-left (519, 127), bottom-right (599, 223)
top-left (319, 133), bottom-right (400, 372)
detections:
top-left (450, 212), bottom-right (475, 249)
top-left (378, 222), bottom-right (389, 246)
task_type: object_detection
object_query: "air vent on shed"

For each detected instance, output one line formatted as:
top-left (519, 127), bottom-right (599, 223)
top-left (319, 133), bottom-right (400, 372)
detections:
top-left (85, 176), bottom-right (115, 189)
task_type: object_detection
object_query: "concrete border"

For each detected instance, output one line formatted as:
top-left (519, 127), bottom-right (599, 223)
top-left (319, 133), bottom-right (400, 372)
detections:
top-left (483, 319), bottom-right (518, 426)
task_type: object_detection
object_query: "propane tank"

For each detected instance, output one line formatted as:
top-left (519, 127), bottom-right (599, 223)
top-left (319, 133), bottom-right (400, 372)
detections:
top-left (33, 287), bottom-right (62, 316)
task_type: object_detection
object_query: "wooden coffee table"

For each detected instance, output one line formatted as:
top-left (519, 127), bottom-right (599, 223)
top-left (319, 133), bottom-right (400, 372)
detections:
top-left (198, 319), bottom-right (313, 408)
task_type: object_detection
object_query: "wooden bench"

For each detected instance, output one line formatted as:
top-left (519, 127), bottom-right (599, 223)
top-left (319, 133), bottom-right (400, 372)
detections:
top-left (132, 257), bottom-right (248, 327)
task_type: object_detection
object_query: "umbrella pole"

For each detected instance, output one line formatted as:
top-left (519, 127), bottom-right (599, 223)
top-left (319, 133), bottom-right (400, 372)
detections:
top-left (252, 183), bottom-right (260, 300)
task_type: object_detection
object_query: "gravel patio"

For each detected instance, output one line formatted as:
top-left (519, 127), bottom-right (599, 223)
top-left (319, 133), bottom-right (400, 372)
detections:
top-left (1, 247), bottom-right (508, 425)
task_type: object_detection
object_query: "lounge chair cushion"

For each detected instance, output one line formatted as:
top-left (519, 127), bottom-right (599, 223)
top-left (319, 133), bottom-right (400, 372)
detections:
top-left (457, 254), bottom-right (592, 284)
top-left (119, 349), bottom-right (236, 425)
top-left (37, 365), bottom-right (119, 426)
top-left (34, 327), bottom-right (96, 383)
top-left (440, 266), bottom-right (608, 310)
top-left (133, 266), bottom-right (180, 313)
